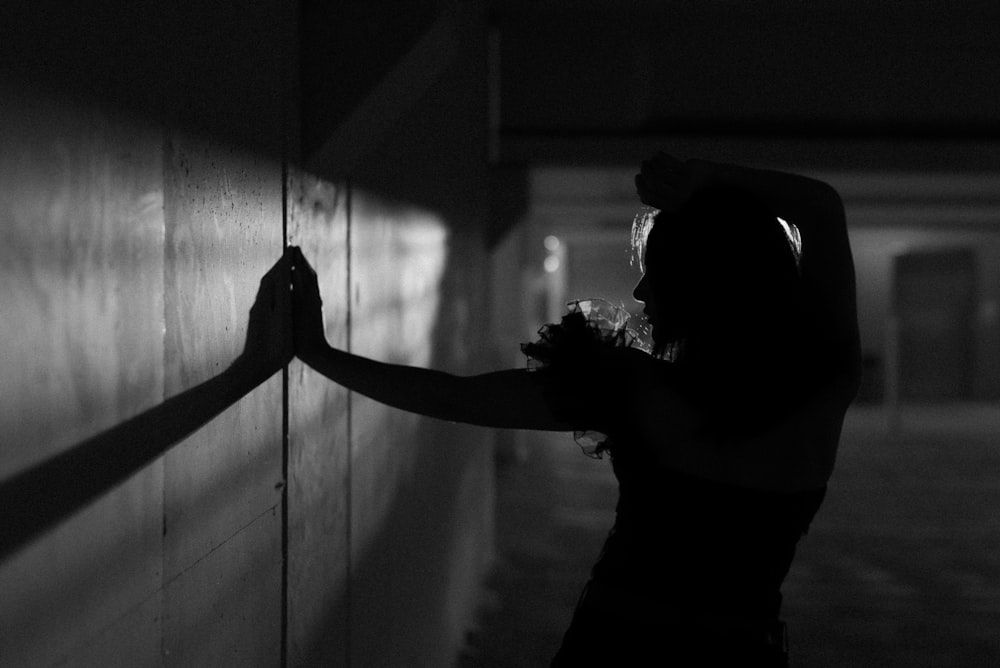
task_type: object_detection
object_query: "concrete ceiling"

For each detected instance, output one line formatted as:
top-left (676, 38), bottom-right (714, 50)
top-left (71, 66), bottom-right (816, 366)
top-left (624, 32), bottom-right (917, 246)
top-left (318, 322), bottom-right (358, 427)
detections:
top-left (487, 1), bottom-right (1000, 169)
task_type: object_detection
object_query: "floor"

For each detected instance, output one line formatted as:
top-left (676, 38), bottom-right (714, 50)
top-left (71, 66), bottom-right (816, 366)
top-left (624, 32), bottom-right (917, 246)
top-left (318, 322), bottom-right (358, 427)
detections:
top-left (458, 404), bottom-right (1000, 667)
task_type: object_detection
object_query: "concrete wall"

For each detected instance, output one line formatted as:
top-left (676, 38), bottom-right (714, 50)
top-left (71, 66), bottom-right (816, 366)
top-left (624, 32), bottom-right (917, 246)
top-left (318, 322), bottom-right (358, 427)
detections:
top-left (849, 226), bottom-right (1000, 401)
top-left (1, 2), bottom-right (492, 666)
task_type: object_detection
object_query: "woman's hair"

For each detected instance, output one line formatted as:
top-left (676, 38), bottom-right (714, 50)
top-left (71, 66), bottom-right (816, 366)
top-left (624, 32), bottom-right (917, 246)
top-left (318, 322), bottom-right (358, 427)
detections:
top-left (640, 185), bottom-right (815, 439)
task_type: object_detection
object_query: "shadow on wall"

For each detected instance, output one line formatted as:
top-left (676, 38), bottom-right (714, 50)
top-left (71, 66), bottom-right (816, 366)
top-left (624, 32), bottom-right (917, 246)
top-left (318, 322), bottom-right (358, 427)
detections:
top-left (283, 182), bottom-right (495, 665)
top-left (0, 2), bottom-right (494, 665)
top-left (0, 257), bottom-right (291, 561)
top-left (0, 0), bottom-right (489, 546)
top-left (290, 410), bottom-right (493, 667)
top-left (0, 1), bottom-right (289, 164)
top-left (0, 1), bottom-right (480, 215)
top-left (348, 192), bottom-right (495, 666)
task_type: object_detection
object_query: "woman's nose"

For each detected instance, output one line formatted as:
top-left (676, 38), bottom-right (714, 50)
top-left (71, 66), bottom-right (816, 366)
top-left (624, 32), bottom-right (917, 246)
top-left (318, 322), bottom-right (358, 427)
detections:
top-left (632, 276), bottom-right (647, 304)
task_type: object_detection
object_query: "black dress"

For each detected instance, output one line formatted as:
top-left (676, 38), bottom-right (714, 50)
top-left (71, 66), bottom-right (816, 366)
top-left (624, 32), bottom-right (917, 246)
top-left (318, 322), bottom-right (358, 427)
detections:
top-left (551, 457), bottom-right (825, 666)
top-left (524, 300), bottom-right (829, 666)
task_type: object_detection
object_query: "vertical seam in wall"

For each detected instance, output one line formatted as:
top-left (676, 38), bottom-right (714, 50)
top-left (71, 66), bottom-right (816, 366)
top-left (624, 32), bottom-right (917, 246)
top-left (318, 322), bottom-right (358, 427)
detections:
top-left (160, 126), bottom-right (171, 664)
top-left (279, 3), bottom-right (295, 661)
top-left (280, 155), bottom-right (290, 668)
top-left (279, 2), bottom-right (291, 655)
top-left (345, 178), bottom-right (354, 668)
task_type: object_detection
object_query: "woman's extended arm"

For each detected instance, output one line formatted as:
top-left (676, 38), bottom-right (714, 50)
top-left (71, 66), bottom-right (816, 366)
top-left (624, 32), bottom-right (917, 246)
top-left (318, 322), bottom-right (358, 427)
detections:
top-left (691, 159), bottom-right (843, 228)
top-left (289, 246), bottom-right (569, 432)
top-left (301, 347), bottom-right (571, 431)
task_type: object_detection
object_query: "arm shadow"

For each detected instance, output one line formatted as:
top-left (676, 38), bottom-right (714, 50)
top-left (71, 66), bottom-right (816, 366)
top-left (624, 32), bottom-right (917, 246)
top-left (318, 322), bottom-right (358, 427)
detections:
top-left (1, 252), bottom-right (293, 562)
top-left (0, 360), bottom-right (273, 562)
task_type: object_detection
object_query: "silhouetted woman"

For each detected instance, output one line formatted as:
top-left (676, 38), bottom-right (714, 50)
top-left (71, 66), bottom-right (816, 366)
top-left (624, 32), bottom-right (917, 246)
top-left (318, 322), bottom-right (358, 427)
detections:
top-left (289, 153), bottom-right (861, 666)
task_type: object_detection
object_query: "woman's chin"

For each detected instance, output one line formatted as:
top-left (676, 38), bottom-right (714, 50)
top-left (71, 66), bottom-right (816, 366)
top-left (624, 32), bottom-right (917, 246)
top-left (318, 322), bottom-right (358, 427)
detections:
top-left (652, 324), bottom-right (680, 342)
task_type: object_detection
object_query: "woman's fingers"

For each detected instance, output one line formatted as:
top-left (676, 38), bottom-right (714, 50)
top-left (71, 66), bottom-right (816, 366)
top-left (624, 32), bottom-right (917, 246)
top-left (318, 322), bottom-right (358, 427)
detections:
top-left (290, 247), bottom-right (319, 291)
top-left (292, 248), bottom-right (322, 309)
top-left (287, 246), bottom-right (329, 361)
top-left (634, 174), bottom-right (660, 206)
top-left (254, 251), bottom-right (292, 312)
top-left (290, 247), bottom-right (322, 306)
top-left (641, 153), bottom-right (686, 187)
top-left (650, 151), bottom-right (685, 171)
top-left (241, 251), bottom-right (295, 372)
top-left (291, 246), bottom-right (316, 277)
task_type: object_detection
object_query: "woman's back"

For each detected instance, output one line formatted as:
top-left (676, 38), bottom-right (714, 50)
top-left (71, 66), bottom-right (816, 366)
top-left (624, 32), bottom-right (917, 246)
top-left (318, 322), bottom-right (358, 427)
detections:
top-left (598, 460), bottom-right (826, 617)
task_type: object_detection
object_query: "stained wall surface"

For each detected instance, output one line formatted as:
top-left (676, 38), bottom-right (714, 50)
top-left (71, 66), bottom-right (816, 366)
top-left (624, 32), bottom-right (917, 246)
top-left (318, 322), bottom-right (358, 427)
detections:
top-left (0, 90), bottom-right (167, 668)
top-left (286, 173), bottom-right (352, 667)
top-left (1, 3), bottom-right (493, 667)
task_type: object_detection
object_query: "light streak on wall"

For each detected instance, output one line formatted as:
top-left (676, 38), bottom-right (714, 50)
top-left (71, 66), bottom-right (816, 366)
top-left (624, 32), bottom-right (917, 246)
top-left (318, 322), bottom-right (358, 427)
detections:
top-left (347, 189), bottom-right (450, 563)
top-left (0, 96), bottom-right (165, 475)
top-left (350, 193), bottom-right (449, 367)
top-left (0, 86), bottom-right (287, 665)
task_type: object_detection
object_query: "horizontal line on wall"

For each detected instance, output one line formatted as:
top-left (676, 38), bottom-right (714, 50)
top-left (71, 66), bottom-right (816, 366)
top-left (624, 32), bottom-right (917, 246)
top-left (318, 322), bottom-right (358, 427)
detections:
top-left (498, 132), bottom-right (1000, 171)
top-left (503, 119), bottom-right (1000, 141)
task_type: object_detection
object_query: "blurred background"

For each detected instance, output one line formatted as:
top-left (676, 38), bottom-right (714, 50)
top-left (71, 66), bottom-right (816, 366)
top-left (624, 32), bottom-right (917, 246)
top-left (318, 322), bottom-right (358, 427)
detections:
top-left (480, 5), bottom-right (1000, 666)
top-left (2, 1), bottom-right (999, 666)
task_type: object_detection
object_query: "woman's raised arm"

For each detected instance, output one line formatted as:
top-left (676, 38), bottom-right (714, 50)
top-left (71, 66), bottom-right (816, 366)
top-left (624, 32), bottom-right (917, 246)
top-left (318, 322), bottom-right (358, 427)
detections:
top-left (636, 152), bottom-right (843, 230)
top-left (638, 153), bottom-right (861, 390)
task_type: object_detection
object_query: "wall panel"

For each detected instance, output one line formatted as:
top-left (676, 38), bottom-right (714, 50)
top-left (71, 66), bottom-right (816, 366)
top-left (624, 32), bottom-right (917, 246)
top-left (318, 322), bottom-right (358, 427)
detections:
top-left (0, 4), bottom-right (493, 667)
top-left (334, 5), bottom-right (493, 662)
top-left (349, 191), bottom-right (449, 545)
top-left (0, 92), bottom-right (165, 666)
top-left (286, 173), bottom-right (351, 667)
top-left (64, 594), bottom-right (163, 668)
top-left (161, 133), bottom-right (284, 658)
top-left (346, 189), bottom-right (493, 667)
top-left (0, 90), bottom-right (165, 475)
top-left (162, 510), bottom-right (282, 667)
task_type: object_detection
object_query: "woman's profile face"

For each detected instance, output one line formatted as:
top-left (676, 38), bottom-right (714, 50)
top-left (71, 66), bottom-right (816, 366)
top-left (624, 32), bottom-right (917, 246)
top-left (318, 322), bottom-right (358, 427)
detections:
top-left (633, 229), bottom-right (693, 345)
top-left (632, 269), bottom-right (658, 326)
top-left (633, 254), bottom-right (687, 344)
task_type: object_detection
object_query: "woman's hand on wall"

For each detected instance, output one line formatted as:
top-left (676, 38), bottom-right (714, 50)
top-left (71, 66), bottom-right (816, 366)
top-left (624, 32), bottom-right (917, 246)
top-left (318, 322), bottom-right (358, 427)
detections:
top-left (234, 250), bottom-right (295, 383)
top-left (289, 246), bottom-right (329, 366)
